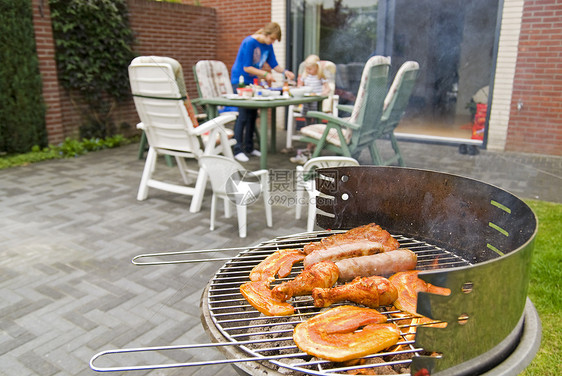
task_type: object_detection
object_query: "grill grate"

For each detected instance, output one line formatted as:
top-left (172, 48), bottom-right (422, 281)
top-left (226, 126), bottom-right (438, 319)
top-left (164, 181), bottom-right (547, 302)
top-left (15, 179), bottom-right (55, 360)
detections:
top-left (205, 231), bottom-right (472, 375)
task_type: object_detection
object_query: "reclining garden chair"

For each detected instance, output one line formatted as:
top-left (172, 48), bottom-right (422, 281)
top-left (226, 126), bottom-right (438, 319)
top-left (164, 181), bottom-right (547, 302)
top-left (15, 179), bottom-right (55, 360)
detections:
top-left (193, 60), bottom-right (238, 120)
top-left (297, 55), bottom-right (391, 164)
top-left (370, 61), bottom-right (420, 166)
top-left (129, 56), bottom-right (236, 213)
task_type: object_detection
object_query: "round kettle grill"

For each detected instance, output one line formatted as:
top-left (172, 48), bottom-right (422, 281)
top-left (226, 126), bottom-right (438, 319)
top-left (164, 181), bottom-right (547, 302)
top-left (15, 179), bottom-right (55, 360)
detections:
top-left (90, 166), bottom-right (541, 375)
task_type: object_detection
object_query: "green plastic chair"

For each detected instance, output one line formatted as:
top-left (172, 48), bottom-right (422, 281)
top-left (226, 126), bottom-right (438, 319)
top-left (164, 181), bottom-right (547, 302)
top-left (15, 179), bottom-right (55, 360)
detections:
top-left (370, 61), bottom-right (420, 166)
top-left (298, 56), bottom-right (391, 164)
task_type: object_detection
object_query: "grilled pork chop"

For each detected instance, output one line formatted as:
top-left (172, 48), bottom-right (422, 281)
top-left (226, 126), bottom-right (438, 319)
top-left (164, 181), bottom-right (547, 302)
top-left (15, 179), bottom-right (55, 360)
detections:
top-left (293, 305), bottom-right (400, 362)
top-left (249, 248), bottom-right (305, 282)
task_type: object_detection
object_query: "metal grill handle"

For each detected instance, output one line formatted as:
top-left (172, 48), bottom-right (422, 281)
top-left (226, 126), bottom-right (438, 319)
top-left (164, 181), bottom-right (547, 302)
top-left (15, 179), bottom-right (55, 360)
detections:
top-left (90, 338), bottom-right (301, 372)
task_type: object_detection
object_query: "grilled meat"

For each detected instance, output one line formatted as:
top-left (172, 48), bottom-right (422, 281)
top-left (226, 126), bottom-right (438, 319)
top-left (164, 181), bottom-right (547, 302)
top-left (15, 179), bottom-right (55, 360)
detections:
top-left (312, 276), bottom-right (397, 308)
top-left (389, 271), bottom-right (451, 317)
top-left (249, 248), bottom-right (305, 282)
top-left (240, 280), bottom-right (295, 316)
top-left (388, 313), bottom-right (447, 353)
top-left (303, 223), bottom-right (399, 267)
top-left (336, 249), bottom-right (417, 281)
top-left (271, 261), bottom-right (339, 301)
top-left (303, 224), bottom-right (394, 255)
top-left (293, 305), bottom-right (400, 362)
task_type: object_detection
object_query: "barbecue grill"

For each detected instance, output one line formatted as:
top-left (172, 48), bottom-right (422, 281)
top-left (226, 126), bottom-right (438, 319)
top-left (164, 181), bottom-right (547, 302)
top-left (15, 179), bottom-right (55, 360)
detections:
top-left (90, 166), bottom-right (541, 375)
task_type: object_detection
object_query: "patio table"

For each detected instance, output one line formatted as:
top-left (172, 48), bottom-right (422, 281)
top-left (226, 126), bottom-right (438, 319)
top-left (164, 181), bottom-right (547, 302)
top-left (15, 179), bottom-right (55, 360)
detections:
top-left (199, 95), bottom-right (327, 169)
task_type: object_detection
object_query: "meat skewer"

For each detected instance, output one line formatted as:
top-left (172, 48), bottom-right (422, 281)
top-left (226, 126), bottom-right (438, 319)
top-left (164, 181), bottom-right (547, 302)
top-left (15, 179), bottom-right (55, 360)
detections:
top-left (302, 223), bottom-right (399, 267)
top-left (312, 275), bottom-right (397, 308)
top-left (336, 248), bottom-right (417, 281)
top-left (271, 261), bottom-right (339, 301)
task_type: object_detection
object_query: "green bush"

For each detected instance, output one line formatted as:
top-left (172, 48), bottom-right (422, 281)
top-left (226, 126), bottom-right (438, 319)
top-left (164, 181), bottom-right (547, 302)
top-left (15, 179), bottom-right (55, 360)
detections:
top-left (0, 0), bottom-right (47, 153)
top-left (0, 135), bottom-right (133, 170)
top-left (49, 0), bottom-right (136, 139)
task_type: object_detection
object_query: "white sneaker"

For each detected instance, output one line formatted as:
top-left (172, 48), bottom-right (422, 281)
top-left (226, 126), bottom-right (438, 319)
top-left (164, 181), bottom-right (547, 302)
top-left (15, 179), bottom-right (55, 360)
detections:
top-left (250, 150), bottom-right (261, 157)
top-left (290, 152), bottom-right (309, 165)
top-left (234, 152), bottom-right (249, 162)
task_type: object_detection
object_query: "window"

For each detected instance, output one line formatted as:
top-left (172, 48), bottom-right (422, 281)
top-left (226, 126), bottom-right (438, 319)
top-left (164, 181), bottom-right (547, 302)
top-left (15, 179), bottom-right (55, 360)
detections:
top-left (288, 0), bottom-right (500, 141)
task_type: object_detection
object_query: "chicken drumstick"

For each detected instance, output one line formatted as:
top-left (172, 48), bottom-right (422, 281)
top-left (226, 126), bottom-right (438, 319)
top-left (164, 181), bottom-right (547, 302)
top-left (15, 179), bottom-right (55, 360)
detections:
top-left (312, 275), bottom-right (398, 308)
top-left (271, 261), bottom-right (339, 301)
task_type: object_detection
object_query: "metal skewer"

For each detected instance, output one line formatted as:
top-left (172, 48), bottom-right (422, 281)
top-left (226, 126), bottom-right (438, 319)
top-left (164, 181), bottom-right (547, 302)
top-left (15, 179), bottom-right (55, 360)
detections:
top-left (131, 231), bottom-right (343, 266)
top-left (89, 338), bottom-right (302, 372)
top-left (89, 337), bottom-right (419, 373)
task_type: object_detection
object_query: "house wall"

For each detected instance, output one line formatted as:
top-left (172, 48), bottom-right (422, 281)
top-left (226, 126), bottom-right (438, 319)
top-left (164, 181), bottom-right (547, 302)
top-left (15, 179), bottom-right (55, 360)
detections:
top-left (128, 0), bottom-right (217, 98)
top-left (504, 0), bottom-right (562, 156)
top-left (488, 0), bottom-right (525, 152)
top-left (31, 0), bottom-right (561, 156)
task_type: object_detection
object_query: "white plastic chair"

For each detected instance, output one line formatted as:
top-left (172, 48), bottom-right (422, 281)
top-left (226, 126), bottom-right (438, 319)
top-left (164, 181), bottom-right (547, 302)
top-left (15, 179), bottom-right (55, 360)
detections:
top-left (295, 156), bottom-right (359, 232)
top-left (199, 155), bottom-right (272, 238)
top-left (285, 60), bottom-right (339, 150)
top-left (129, 56), bottom-right (236, 213)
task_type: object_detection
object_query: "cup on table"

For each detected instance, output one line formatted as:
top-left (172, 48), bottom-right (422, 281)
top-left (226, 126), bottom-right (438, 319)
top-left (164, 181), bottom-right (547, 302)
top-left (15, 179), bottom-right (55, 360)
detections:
top-left (237, 87), bottom-right (253, 98)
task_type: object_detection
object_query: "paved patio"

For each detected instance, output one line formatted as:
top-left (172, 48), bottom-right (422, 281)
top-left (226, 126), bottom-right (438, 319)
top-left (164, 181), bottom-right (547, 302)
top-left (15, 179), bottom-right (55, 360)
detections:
top-left (1, 135), bottom-right (560, 376)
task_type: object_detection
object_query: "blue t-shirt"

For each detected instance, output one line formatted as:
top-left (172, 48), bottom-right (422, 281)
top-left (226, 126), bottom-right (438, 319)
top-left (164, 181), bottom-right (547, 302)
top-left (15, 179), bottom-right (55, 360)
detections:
top-left (231, 36), bottom-right (279, 85)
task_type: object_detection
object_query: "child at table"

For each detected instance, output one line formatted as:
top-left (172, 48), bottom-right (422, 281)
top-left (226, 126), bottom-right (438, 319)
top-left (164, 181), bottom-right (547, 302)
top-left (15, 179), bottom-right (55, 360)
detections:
top-left (290, 55), bottom-right (330, 164)
top-left (298, 54), bottom-right (330, 118)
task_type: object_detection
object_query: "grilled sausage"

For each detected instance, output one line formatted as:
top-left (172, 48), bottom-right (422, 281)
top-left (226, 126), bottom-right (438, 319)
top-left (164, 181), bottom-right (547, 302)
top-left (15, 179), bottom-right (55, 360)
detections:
top-left (302, 223), bottom-right (399, 266)
top-left (335, 249), bottom-right (417, 281)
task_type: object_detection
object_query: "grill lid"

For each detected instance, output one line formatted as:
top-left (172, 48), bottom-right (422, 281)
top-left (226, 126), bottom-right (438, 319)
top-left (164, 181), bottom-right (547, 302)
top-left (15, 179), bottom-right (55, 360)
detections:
top-left (90, 166), bottom-right (539, 375)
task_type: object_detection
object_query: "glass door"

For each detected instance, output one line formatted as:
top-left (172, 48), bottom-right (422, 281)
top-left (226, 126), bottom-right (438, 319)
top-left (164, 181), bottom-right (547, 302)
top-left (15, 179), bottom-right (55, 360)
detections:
top-left (287, 0), bottom-right (500, 142)
top-left (288, 0), bottom-right (380, 103)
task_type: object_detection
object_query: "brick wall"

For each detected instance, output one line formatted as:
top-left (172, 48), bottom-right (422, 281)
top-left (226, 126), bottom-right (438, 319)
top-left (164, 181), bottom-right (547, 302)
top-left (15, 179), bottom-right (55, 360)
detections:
top-left (31, 0), bottom-right (65, 144)
top-left (32, 0), bottom-right (218, 144)
top-left (506, 0), bottom-right (562, 156)
top-left (196, 0), bottom-right (273, 72)
top-left (129, 0), bottom-right (217, 95)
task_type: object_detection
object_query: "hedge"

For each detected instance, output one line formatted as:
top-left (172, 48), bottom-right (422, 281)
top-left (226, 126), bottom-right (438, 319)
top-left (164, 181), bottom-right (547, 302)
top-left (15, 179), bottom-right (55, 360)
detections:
top-left (0, 0), bottom-right (47, 154)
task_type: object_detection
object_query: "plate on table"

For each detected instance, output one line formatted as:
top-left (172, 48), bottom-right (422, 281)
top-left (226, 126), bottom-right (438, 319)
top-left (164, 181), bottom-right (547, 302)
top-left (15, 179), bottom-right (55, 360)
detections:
top-left (223, 94), bottom-right (244, 99)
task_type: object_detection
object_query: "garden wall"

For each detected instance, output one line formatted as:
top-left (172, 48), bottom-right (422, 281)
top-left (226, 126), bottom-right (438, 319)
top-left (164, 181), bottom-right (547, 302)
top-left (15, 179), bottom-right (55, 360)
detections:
top-left (32, 0), bottom-right (220, 144)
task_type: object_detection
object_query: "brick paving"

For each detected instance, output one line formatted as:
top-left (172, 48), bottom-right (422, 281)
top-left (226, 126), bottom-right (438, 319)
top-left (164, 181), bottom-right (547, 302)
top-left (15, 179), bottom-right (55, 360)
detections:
top-left (0, 136), bottom-right (560, 376)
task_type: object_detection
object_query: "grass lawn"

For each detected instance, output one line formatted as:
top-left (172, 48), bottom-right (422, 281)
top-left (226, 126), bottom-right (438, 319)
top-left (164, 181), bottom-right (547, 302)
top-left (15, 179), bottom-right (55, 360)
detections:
top-left (520, 200), bottom-right (561, 375)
